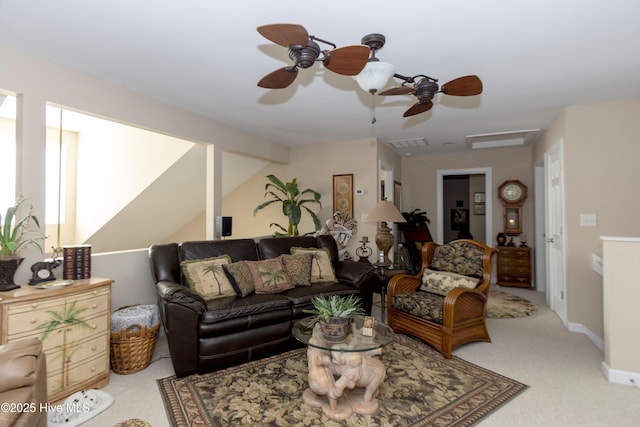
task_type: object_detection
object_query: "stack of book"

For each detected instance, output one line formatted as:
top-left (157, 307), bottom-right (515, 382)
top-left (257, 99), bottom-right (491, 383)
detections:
top-left (63, 245), bottom-right (91, 280)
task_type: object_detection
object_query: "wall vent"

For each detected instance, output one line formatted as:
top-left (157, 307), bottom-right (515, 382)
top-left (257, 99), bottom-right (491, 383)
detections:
top-left (466, 129), bottom-right (540, 149)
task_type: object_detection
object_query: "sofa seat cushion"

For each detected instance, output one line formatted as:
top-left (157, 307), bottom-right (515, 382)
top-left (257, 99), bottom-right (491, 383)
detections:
top-left (392, 291), bottom-right (444, 324)
top-left (200, 293), bottom-right (291, 326)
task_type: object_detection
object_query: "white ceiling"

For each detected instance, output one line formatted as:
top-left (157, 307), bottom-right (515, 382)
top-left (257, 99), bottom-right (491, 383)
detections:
top-left (1, 0), bottom-right (639, 156)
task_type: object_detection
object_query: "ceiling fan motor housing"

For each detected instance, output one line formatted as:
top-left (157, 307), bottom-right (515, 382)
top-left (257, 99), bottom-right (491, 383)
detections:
top-left (288, 40), bottom-right (321, 69)
top-left (415, 78), bottom-right (439, 103)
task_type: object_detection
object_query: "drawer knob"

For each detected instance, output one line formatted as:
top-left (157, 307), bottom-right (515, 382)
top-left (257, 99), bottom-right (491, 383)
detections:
top-left (91, 345), bottom-right (97, 351)
top-left (91, 324), bottom-right (97, 329)
top-left (31, 303), bottom-right (38, 309)
top-left (30, 318), bottom-right (37, 324)
top-left (92, 304), bottom-right (97, 309)
top-left (91, 366), bottom-right (96, 372)
top-left (92, 291), bottom-right (98, 295)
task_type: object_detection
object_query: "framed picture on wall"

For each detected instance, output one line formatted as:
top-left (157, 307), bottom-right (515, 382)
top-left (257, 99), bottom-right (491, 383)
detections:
top-left (474, 203), bottom-right (486, 215)
top-left (333, 174), bottom-right (354, 218)
top-left (474, 192), bottom-right (486, 203)
top-left (451, 208), bottom-right (469, 231)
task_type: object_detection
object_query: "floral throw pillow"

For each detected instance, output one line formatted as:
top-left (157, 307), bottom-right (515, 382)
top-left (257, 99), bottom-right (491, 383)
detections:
top-left (290, 247), bottom-right (338, 284)
top-left (420, 268), bottom-right (479, 296)
top-left (180, 255), bottom-right (237, 301)
top-left (245, 258), bottom-right (294, 294)
top-left (223, 261), bottom-right (255, 297)
top-left (280, 253), bottom-right (313, 287)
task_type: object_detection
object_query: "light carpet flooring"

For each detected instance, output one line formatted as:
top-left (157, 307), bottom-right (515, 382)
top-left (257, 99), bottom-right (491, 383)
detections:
top-left (84, 286), bottom-right (640, 427)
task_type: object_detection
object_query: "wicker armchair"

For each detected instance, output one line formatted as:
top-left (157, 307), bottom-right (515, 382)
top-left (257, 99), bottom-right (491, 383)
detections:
top-left (386, 239), bottom-right (496, 358)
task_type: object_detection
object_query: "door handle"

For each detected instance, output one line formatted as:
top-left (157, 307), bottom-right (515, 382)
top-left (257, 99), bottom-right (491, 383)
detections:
top-left (547, 238), bottom-right (554, 243)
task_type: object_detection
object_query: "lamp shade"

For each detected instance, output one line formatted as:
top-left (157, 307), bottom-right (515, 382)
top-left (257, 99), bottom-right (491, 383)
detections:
top-left (367, 200), bottom-right (406, 223)
top-left (353, 61), bottom-right (396, 93)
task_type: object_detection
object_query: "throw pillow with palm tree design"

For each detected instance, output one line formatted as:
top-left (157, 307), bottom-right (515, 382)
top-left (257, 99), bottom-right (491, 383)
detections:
top-left (181, 255), bottom-right (237, 300)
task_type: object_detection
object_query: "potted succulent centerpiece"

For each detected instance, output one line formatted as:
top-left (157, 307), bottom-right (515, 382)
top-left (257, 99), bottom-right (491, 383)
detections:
top-left (305, 294), bottom-right (366, 343)
top-left (0, 197), bottom-right (45, 291)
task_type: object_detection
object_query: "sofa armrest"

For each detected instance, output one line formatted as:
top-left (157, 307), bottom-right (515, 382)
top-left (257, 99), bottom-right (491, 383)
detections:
top-left (333, 261), bottom-right (376, 290)
top-left (157, 281), bottom-right (207, 315)
top-left (0, 338), bottom-right (42, 393)
top-left (334, 261), bottom-right (377, 314)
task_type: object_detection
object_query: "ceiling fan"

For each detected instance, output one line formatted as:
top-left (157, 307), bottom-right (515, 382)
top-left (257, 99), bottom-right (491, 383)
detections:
top-left (378, 73), bottom-right (483, 117)
top-left (256, 23), bottom-right (371, 89)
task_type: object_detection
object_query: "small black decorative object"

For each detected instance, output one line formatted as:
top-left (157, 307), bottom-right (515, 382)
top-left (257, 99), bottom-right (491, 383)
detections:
top-left (496, 232), bottom-right (507, 247)
top-left (29, 259), bottom-right (62, 285)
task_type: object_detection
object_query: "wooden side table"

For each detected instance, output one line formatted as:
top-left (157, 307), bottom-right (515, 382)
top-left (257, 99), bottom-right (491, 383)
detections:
top-left (373, 263), bottom-right (408, 323)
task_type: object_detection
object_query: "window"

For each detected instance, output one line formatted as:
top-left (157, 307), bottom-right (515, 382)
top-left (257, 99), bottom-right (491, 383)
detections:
top-left (0, 92), bottom-right (17, 210)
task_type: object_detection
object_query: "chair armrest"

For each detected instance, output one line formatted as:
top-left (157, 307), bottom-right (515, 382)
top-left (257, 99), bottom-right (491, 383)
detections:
top-left (387, 274), bottom-right (421, 296)
top-left (442, 287), bottom-right (488, 326)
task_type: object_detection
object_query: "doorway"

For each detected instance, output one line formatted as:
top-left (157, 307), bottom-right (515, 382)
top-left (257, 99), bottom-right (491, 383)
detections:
top-left (437, 168), bottom-right (493, 245)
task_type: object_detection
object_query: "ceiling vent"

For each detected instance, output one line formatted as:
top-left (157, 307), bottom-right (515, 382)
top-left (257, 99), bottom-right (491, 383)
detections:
top-left (466, 129), bottom-right (540, 149)
top-left (387, 137), bottom-right (428, 150)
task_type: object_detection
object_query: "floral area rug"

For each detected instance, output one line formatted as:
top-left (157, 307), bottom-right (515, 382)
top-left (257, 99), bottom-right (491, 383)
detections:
top-left (157, 334), bottom-right (527, 427)
top-left (486, 290), bottom-right (538, 319)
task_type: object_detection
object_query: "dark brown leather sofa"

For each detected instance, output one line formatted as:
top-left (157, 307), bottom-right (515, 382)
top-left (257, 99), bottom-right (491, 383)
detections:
top-left (149, 235), bottom-right (376, 377)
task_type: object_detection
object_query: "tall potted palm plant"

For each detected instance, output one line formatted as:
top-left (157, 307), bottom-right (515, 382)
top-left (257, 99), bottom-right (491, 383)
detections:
top-left (0, 197), bottom-right (45, 291)
top-left (253, 174), bottom-right (322, 236)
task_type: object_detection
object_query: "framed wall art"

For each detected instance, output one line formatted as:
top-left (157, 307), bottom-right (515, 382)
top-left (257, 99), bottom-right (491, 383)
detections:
top-left (333, 174), bottom-right (354, 218)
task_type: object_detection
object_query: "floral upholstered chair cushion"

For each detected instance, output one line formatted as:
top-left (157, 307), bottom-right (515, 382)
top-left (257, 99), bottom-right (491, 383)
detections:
top-left (392, 292), bottom-right (444, 324)
top-left (430, 241), bottom-right (484, 277)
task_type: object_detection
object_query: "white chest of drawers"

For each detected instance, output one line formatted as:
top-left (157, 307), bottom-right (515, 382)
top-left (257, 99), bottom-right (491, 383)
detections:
top-left (0, 277), bottom-right (113, 402)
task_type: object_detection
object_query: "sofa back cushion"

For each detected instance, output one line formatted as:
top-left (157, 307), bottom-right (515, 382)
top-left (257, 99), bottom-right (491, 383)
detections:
top-left (181, 239), bottom-right (259, 263)
top-left (257, 236), bottom-right (318, 260)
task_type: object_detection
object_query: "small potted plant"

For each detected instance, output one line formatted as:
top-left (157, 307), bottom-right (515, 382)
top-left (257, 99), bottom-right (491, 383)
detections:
top-left (0, 197), bottom-right (45, 291)
top-left (305, 294), bottom-right (366, 343)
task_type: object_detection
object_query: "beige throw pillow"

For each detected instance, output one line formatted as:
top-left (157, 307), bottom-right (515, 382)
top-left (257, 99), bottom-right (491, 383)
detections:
top-left (420, 268), bottom-right (479, 296)
top-left (180, 255), bottom-right (236, 301)
top-left (290, 247), bottom-right (338, 284)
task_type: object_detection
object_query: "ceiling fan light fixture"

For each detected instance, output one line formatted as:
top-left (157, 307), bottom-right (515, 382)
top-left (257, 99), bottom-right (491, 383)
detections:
top-left (353, 60), bottom-right (396, 94)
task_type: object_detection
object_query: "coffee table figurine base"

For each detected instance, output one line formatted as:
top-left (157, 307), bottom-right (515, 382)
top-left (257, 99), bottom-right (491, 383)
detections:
top-left (303, 387), bottom-right (379, 420)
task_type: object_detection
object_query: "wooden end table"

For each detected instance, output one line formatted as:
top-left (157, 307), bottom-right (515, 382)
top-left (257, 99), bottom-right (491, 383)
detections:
top-left (292, 316), bottom-right (394, 420)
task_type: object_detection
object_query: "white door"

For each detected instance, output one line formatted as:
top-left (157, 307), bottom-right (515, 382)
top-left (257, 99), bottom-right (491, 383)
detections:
top-left (545, 141), bottom-right (567, 323)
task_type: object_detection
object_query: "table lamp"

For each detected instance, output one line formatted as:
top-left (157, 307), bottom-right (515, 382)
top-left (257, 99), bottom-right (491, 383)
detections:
top-left (366, 200), bottom-right (406, 266)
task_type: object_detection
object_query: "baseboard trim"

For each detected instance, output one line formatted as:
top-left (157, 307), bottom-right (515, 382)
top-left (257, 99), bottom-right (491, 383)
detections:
top-left (601, 362), bottom-right (640, 387)
top-left (567, 322), bottom-right (604, 352)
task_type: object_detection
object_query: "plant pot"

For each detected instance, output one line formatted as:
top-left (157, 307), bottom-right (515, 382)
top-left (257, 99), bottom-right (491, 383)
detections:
top-left (0, 257), bottom-right (23, 292)
top-left (319, 317), bottom-right (352, 343)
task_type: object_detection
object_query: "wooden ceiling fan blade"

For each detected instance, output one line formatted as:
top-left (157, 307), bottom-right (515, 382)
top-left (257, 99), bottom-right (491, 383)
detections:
top-left (403, 101), bottom-right (433, 117)
top-left (441, 75), bottom-right (483, 96)
top-left (257, 24), bottom-right (309, 47)
top-left (379, 86), bottom-right (415, 96)
top-left (257, 67), bottom-right (298, 89)
top-left (323, 45), bottom-right (370, 75)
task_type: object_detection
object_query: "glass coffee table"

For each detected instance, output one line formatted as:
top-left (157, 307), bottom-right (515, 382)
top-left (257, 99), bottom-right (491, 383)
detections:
top-left (292, 315), bottom-right (394, 420)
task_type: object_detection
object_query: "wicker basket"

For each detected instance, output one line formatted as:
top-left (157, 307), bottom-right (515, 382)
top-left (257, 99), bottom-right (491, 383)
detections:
top-left (110, 322), bottom-right (160, 374)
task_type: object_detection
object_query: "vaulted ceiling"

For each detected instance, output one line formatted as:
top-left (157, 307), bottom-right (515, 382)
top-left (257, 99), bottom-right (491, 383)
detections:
top-left (1, 0), bottom-right (639, 156)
